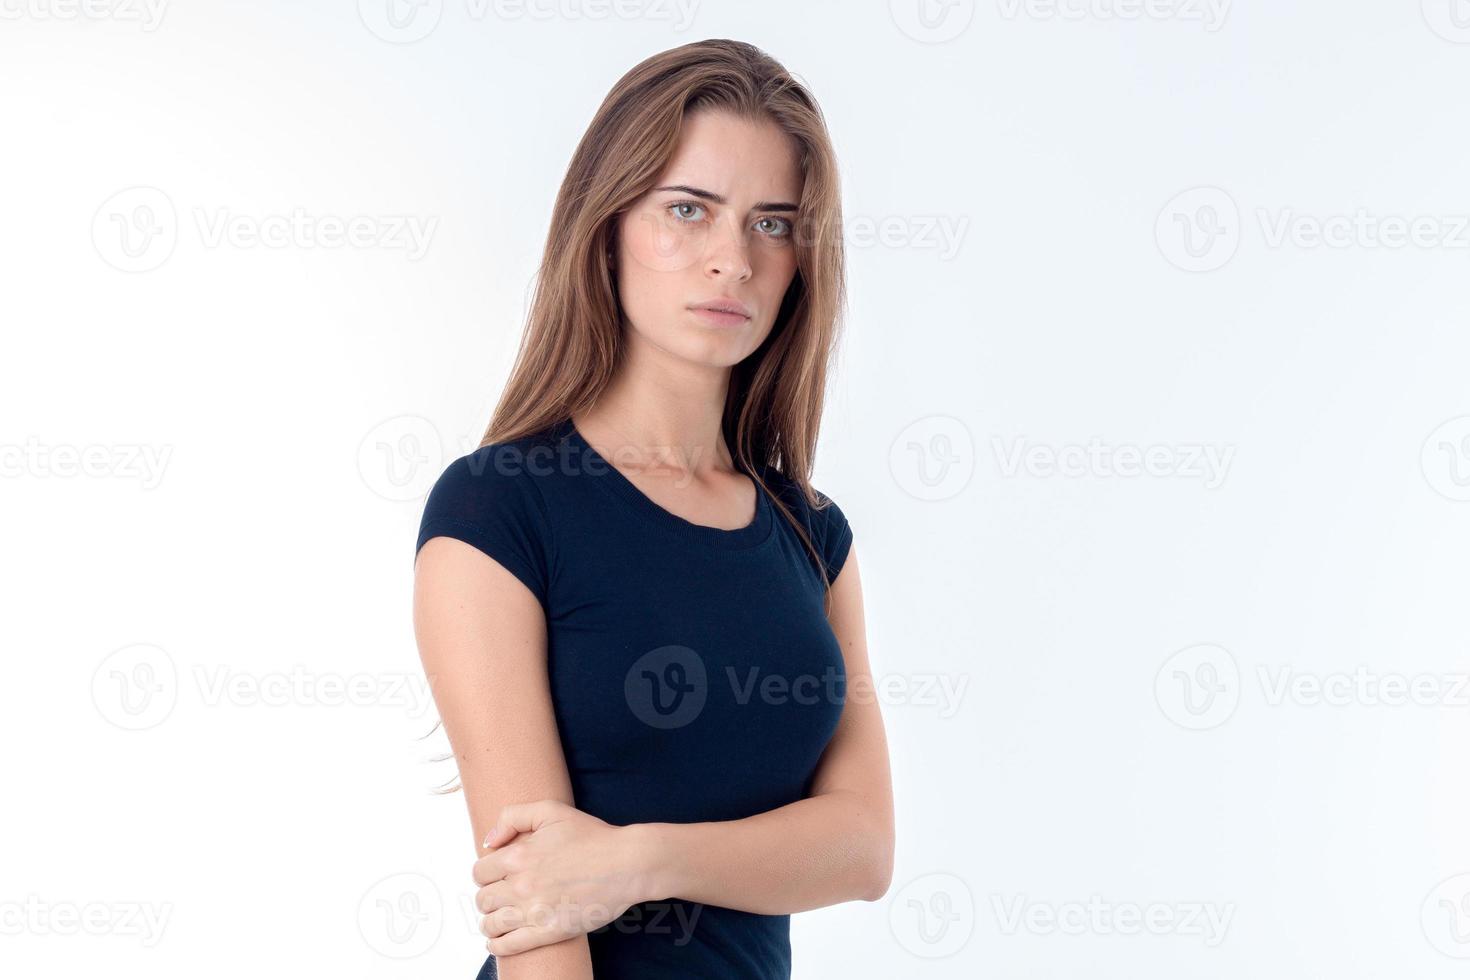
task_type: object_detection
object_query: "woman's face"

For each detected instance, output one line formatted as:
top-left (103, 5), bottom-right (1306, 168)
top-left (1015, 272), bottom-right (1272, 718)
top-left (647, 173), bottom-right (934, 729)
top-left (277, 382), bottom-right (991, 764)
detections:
top-left (613, 109), bottom-right (804, 370)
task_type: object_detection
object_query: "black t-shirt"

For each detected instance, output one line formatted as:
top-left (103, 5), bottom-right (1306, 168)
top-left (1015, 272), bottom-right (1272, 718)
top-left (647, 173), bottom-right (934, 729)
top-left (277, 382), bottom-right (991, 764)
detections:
top-left (414, 417), bottom-right (853, 980)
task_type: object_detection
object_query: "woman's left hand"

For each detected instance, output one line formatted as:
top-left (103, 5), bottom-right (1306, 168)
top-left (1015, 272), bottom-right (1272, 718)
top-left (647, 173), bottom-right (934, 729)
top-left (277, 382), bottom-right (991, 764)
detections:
top-left (473, 799), bottom-right (655, 955)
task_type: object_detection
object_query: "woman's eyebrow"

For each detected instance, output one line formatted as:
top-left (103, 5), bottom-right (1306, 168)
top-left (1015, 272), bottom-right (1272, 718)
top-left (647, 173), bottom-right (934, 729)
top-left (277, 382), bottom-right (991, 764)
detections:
top-left (652, 184), bottom-right (799, 212)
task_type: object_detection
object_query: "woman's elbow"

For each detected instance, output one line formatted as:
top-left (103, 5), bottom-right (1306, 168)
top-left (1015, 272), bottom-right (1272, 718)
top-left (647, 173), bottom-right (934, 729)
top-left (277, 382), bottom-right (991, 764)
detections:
top-left (861, 818), bottom-right (895, 901)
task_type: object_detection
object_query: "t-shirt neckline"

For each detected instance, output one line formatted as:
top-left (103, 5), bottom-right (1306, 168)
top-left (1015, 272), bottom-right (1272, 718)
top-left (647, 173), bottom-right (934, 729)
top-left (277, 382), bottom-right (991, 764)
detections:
top-left (554, 418), bottom-right (775, 551)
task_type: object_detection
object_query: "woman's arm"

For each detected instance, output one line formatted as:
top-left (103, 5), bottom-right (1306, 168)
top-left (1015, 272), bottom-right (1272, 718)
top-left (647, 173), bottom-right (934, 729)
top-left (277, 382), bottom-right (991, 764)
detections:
top-left (413, 536), bottom-right (595, 979)
top-left (634, 547), bottom-right (896, 914)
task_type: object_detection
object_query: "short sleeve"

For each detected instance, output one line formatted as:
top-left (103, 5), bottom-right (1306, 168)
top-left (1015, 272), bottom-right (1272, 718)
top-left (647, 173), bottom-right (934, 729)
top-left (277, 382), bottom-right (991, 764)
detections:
top-left (812, 490), bottom-right (854, 586)
top-left (414, 446), bottom-right (553, 608)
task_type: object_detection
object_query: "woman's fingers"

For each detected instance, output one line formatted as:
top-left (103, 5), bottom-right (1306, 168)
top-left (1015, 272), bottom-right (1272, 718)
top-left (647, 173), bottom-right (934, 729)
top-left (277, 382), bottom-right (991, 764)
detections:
top-left (486, 922), bottom-right (568, 957)
top-left (472, 839), bottom-right (530, 886)
top-left (480, 903), bottom-right (528, 940)
top-left (475, 879), bottom-right (512, 915)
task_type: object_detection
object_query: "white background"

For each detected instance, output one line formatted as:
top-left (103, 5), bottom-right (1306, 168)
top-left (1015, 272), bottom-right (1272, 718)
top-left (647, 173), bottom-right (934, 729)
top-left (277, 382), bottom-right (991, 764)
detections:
top-left (4, 1), bottom-right (1470, 977)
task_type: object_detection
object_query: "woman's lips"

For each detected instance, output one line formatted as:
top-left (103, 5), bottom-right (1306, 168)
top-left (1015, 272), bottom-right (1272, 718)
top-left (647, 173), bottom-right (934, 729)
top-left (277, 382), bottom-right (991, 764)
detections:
top-left (689, 307), bottom-right (751, 327)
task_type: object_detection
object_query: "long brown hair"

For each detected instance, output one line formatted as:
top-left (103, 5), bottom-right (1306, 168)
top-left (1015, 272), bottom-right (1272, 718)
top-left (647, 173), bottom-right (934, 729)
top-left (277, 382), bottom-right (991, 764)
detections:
top-left (480, 38), bottom-right (848, 597)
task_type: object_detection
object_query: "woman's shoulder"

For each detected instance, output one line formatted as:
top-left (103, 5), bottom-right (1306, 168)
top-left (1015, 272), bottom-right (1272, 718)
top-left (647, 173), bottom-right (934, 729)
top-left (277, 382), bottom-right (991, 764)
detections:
top-left (757, 461), bottom-right (854, 585)
top-left (420, 424), bottom-right (569, 529)
top-left (757, 460), bottom-right (844, 516)
top-left (757, 459), bottom-right (852, 538)
top-left (414, 424), bottom-right (568, 602)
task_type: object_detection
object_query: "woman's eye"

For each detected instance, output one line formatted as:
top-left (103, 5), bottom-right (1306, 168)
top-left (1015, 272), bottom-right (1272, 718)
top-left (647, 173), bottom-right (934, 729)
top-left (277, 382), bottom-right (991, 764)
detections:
top-left (756, 216), bottom-right (793, 238)
top-left (665, 203), bottom-right (792, 239)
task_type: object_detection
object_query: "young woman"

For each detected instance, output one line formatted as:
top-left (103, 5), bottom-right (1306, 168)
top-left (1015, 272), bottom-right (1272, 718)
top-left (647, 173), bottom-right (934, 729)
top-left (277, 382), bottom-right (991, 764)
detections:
top-left (412, 39), bottom-right (895, 980)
